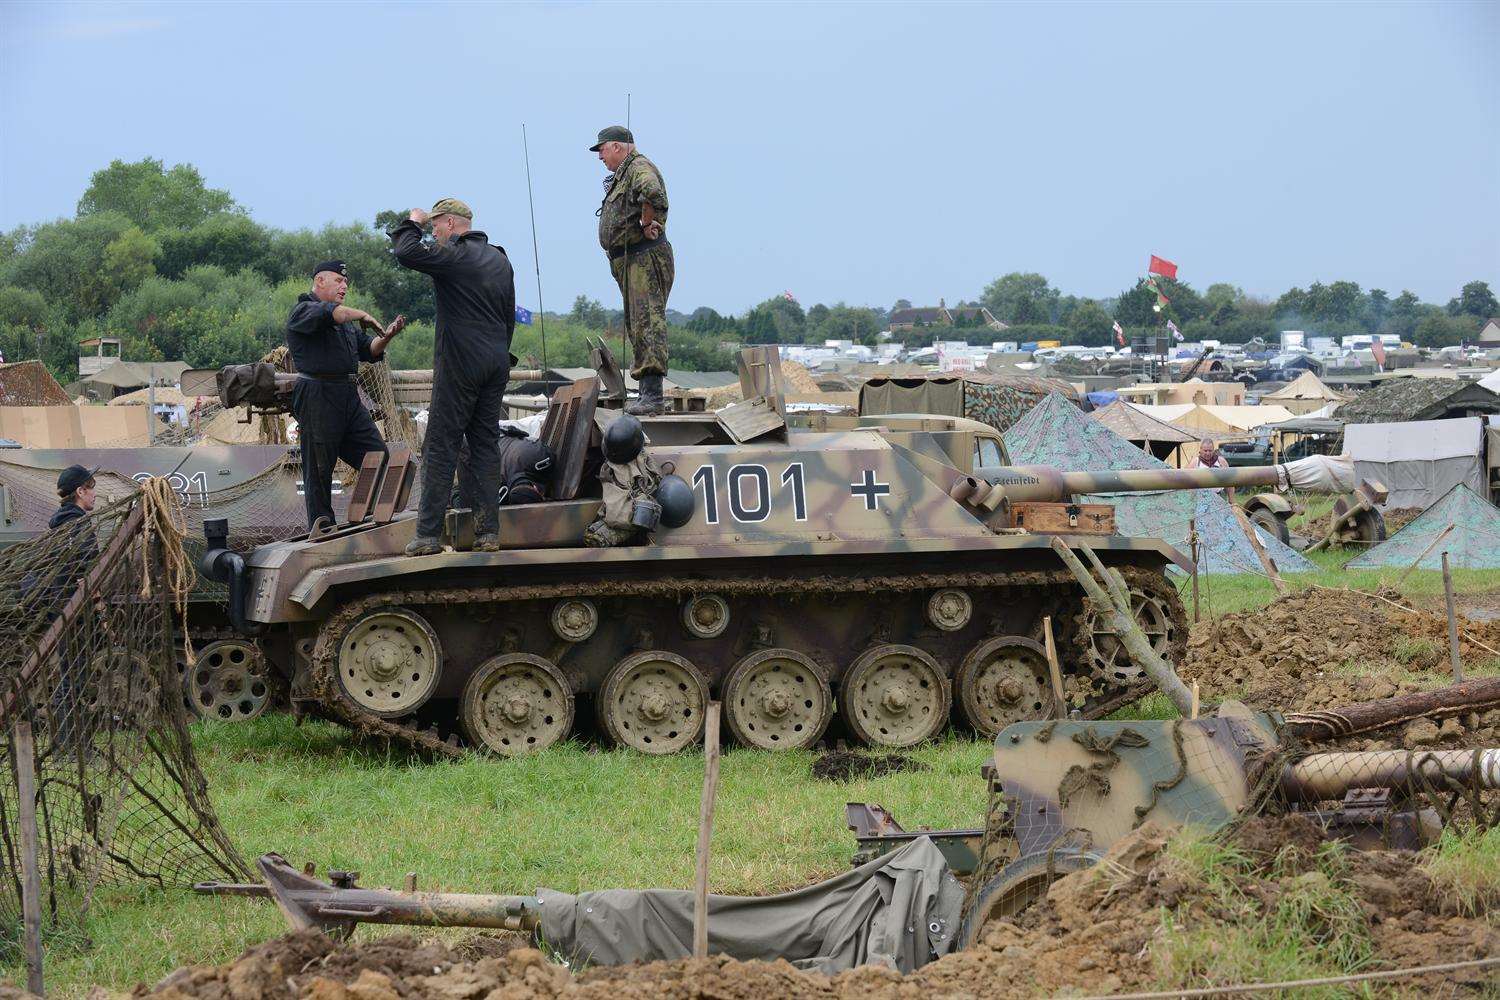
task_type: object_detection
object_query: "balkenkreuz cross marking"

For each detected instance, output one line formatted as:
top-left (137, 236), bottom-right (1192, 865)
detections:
top-left (850, 469), bottom-right (892, 511)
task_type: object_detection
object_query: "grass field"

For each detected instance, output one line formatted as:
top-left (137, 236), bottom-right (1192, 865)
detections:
top-left (6, 558), bottom-right (1500, 996)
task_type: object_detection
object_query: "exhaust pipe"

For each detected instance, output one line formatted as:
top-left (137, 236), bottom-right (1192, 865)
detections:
top-left (198, 518), bottom-right (266, 637)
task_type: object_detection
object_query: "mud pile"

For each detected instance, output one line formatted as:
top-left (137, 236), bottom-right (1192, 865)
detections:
top-left (810, 749), bottom-right (928, 782)
top-left (1181, 586), bottom-right (1500, 748)
top-left (134, 818), bottom-right (1497, 1000)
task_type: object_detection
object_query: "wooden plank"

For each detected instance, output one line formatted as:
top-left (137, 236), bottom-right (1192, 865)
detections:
top-left (14, 719), bottom-right (44, 995)
top-left (1443, 551), bottom-right (1464, 683)
top-left (1041, 616), bottom-right (1066, 719)
top-left (345, 452), bottom-right (387, 524)
top-left (539, 378), bottom-right (599, 501)
top-left (717, 397), bottom-right (784, 443)
top-left (693, 702), bottom-right (721, 960)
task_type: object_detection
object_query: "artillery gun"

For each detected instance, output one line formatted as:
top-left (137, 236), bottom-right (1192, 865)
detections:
top-left (198, 349), bottom-right (1374, 757)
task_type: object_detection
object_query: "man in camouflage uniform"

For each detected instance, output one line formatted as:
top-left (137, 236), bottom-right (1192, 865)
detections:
top-left (592, 126), bottom-right (673, 415)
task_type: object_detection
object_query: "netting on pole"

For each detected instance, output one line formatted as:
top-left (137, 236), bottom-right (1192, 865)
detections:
top-left (0, 484), bottom-right (248, 962)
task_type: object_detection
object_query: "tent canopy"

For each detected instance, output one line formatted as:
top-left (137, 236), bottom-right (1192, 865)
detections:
top-left (1336, 377), bottom-right (1500, 424)
top-left (1343, 417), bottom-right (1485, 508)
top-left (1346, 483), bottom-right (1500, 570)
top-left (1005, 394), bottom-right (1313, 575)
top-left (1262, 370), bottom-right (1349, 403)
top-left (1090, 401), bottom-right (1196, 443)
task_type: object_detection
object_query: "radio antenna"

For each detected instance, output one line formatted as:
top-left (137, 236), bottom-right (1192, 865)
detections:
top-left (520, 123), bottom-right (548, 385)
top-left (626, 92), bottom-right (631, 129)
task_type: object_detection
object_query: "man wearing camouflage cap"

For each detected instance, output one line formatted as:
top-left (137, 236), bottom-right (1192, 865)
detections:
top-left (390, 199), bottom-right (516, 556)
top-left (592, 126), bottom-right (673, 415)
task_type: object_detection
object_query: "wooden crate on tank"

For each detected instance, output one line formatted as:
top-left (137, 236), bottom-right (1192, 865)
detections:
top-left (1012, 502), bottom-right (1115, 535)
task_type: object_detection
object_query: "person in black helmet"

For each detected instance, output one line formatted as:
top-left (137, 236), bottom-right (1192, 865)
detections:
top-left (285, 260), bottom-right (404, 531)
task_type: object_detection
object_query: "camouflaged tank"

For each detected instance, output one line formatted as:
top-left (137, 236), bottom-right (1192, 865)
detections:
top-left (199, 350), bottom-right (1338, 758)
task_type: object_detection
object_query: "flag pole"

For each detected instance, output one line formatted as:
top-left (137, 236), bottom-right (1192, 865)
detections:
top-left (521, 124), bottom-right (548, 386)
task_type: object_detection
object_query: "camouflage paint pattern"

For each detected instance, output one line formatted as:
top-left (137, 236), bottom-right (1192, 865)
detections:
top-left (597, 151), bottom-right (669, 251)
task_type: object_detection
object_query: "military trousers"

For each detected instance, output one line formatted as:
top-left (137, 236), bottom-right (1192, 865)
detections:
top-left (292, 379), bottom-right (387, 530)
top-left (416, 349), bottom-right (510, 541)
top-left (609, 241), bottom-right (675, 379)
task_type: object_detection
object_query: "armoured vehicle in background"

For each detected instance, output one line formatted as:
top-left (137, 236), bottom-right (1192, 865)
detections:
top-left (199, 349), bottom-right (1364, 757)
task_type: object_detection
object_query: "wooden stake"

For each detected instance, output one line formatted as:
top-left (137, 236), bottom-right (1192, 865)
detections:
top-left (1442, 551), bottom-right (1464, 684)
top-left (1041, 616), bottom-right (1066, 718)
top-left (1232, 505), bottom-right (1287, 595)
top-left (1190, 681), bottom-right (1200, 720)
top-left (693, 702), bottom-right (721, 960)
top-left (1189, 517), bottom-right (1200, 623)
top-left (1397, 523), bottom-right (1453, 584)
top-left (14, 719), bottom-right (44, 996)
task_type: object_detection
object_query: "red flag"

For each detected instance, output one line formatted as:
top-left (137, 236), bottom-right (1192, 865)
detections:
top-left (1148, 255), bottom-right (1178, 280)
top-left (1370, 339), bottom-right (1386, 371)
top-left (1112, 320), bottom-right (1125, 347)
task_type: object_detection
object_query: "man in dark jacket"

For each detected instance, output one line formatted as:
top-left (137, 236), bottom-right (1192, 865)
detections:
top-left (390, 199), bottom-right (515, 555)
top-left (285, 260), bottom-right (403, 530)
top-left (47, 464), bottom-right (101, 751)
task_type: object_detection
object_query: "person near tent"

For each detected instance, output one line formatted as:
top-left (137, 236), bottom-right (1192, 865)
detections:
top-left (46, 464), bottom-right (101, 752)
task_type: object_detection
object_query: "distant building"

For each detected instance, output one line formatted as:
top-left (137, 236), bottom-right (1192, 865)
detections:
top-left (889, 299), bottom-right (1006, 332)
top-left (78, 336), bottom-right (122, 378)
top-left (1479, 318), bottom-right (1500, 345)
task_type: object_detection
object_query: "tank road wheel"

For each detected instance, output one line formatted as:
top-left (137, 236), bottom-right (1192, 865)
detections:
top-left (958, 851), bottom-right (1097, 949)
top-left (954, 636), bottom-right (1053, 738)
top-left (723, 649), bottom-right (833, 750)
top-left (841, 644), bottom-right (950, 749)
top-left (336, 607), bottom-right (442, 718)
top-left (681, 594), bottom-right (730, 639)
top-left (598, 651), bottom-right (707, 754)
top-left (187, 638), bottom-right (272, 722)
top-left (1079, 581), bottom-right (1182, 686)
top-left (460, 654), bottom-right (574, 756)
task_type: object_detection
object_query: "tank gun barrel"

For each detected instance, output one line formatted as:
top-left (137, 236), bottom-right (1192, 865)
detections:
top-left (1279, 749), bottom-right (1500, 803)
top-left (979, 463), bottom-right (1284, 503)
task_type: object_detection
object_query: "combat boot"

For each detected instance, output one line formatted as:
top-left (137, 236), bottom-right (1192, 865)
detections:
top-left (404, 536), bottom-right (443, 557)
top-left (626, 374), bottom-right (666, 416)
top-left (474, 533), bottom-right (501, 552)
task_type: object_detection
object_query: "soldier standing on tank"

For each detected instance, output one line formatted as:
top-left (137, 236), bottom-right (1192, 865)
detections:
top-left (285, 260), bottom-right (403, 531)
top-left (390, 199), bottom-right (516, 556)
top-left (592, 126), bottom-right (673, 415)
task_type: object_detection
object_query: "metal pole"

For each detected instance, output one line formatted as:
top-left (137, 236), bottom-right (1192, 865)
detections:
top-left (693, 702), bottom-right (721, 959)
top-left (147, 380), bottom-right (157, 445)
top-left (14, 718), bottom-right (45, 995)
top-left (1442, 551), bottom-right (1464, 683)
top-left (520, 125), bottom-right (548, 383)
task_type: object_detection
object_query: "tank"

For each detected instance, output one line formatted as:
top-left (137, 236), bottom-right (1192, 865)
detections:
top-left (197, 352), bottom-right (1354, 757)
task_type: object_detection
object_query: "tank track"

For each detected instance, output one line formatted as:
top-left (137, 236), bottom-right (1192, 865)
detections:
top-left (306, 565), bottom-right (1189, 758)
top-left (1069, 565), bottom-right (1190, 694)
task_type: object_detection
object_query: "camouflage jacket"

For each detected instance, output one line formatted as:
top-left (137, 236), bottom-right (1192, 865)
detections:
top-left (598, 151), bottom-right (669, 251)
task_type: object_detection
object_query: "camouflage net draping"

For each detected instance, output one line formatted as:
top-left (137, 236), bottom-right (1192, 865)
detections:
top-left (0, 483), bottom-right (248, 963)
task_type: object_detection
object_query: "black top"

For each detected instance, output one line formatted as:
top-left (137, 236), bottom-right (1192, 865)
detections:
top-left (285, 294), bottom-right (375, 376)
top-left (48, 501), bottom-right (99, 597)
top-left (390, 222), bottom-right (514, 366)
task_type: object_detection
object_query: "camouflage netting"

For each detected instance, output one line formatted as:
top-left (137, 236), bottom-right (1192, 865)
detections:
top-left (0, 483), bottom-right (247, 962)
top-left (1005, 394), bottom-right (1315, 575)
top-left (1346, 483), bottom-right (1500, 570)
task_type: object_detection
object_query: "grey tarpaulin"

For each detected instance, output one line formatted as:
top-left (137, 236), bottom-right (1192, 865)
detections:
top-left (536, 835), bottom-right (963, 974)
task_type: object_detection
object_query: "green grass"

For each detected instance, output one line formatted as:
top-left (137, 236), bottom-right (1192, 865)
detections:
top-left (6, 561), bottom-right (1499, 996)
top-left (1421, 825), bottom-right (1500, 916)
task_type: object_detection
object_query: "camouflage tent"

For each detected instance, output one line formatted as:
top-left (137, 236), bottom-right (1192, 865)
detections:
top-left (859, 373), bottom-right (1078, 434)
top-left (1005, 394), bottom-right (1314, 576)
top-left (1346, 483), bottom-right (1500, 570)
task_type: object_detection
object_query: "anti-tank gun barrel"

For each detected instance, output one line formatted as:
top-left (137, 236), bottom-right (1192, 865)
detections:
top-left (975, 454), bottom-right (1362, 504)
top-left (1280, 748), bottom-right (1500, 803)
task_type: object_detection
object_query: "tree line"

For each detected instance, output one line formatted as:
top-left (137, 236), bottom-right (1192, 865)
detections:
top-left (1, 158), bottom-right (1493, 387)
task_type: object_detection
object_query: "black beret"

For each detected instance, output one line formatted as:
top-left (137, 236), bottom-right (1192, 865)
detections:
top-left (311, 260), bottom-right (348, 279)
top-left (57, 464), bottom-right (98, 496)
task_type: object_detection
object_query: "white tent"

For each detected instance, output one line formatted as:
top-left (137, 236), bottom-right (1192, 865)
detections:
top-left (1479, 368), bottom-right (1500, 394)
top-left (1343, 417), bottom-right (1486, 508)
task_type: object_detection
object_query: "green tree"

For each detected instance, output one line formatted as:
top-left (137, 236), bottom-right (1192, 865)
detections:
top-left (77, 158), bottom-right (238, 231)
top-left (569, 295), bottom-right (608, 328)
top-left (1412, 312), bottom-right (1479, 348)
top-left (1447, 281), bottom-right (1498, 319)
top-left (157, 213), bottom-right (275, 279)
top-left (981, 272), bottom-right (1058, 325)
top-left (2, 213), bottom-right (159, 322)
top-left (1064, 301), bottom-right (1113, 346)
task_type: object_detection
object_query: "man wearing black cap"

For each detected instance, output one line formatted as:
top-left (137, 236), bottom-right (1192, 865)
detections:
top-left (285, 260), bottom-right (404, 530)
top-left (592, 126), bottom-right (673, 415)
top-left (47, 464), bottom-right (100, 752)
top-left (389, 199), bottom-right (515, 556)
top-left (50, 463), bottom-right (100, 555)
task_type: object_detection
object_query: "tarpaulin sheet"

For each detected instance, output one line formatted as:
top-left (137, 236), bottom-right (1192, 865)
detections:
top-left (1005, 394), bottom-right (1314, 576)
top-left (1347, 483), bottom-right (1500, 570)
top-left (537, 835), bottom-right (963, 974)
top-left (1344, 418), bottom-right (1485, 509)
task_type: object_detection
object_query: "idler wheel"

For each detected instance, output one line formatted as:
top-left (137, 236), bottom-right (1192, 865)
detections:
top-left (958, 850), bottom-right (1097, 948)
top-left (840, 644), bottom-right (949, 749)
top-left (723, 648), bottom-right (832, 751)
top-left (335, 607), bottom-right (442, 718)
top-left (187, 638), bottom-right (272, 722)
top-left (461, 653), bottom-right (574, 756)
top-left (954, 636), bottom-right (1053, 737)
top-left (1080, 585), bottom-right (1177, 686)
top-left (598, 651), bottom-right (707, 754)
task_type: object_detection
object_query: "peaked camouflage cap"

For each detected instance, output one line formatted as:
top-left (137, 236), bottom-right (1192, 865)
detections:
top-left (428, 198), bottom-right (473, 220)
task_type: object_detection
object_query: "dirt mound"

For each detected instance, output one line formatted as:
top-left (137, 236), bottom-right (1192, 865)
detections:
top-left (1181, 586), bottom-right (1500, 749)
top-left (1299, 506), bottom-right (1423, 541)
top-left (810, 750), bottom-right (928, 782)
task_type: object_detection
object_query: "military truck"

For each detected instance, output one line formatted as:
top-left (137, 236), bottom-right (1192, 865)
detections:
top-left (197, 349), bottom-right (1367, 757)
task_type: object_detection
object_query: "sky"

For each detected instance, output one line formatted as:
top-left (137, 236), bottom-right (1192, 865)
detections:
top-left (1, 1), bottom-right (1496, 315)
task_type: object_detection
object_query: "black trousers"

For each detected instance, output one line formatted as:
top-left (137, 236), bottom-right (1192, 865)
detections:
top-left (292, 379), bottom-right (387, 529)
top-left (417, 353), bottom-right (509, 539)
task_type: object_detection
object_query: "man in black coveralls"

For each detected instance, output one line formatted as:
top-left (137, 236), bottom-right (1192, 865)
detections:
top-left (389, 199), bottom-right (515, 556)
top-left (285, 260), bottom-right (404, 530)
